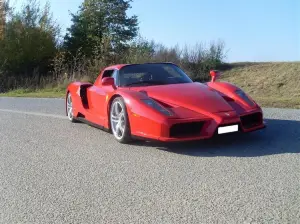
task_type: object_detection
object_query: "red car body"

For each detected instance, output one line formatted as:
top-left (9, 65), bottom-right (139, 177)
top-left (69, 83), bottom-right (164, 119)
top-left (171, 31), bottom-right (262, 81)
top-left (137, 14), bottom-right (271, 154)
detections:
top-left (66, 63), bottom-right (266, 143)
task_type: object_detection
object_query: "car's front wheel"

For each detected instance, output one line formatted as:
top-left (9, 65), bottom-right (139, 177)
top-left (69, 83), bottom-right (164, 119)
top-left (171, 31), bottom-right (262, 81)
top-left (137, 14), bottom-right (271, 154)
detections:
top-left (110, 97), bottom-right (132, 143)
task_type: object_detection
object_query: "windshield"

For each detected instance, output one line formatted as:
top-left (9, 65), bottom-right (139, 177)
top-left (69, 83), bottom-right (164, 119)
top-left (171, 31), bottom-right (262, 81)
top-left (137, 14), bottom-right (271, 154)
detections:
top-left (118, 63), bottom-right (193, 87)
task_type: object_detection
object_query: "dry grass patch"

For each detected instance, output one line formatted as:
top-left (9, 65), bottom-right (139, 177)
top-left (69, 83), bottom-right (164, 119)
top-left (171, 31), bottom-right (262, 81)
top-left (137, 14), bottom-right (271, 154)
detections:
top-left (2, 62), bottom-right (300, 109)
top-left (221, 62), bottom-right (300, 108)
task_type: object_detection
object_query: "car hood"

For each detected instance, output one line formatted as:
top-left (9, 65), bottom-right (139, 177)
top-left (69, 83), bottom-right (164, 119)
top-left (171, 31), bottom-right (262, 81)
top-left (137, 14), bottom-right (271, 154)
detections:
top-left (129, 82), bottom-right (234, 114)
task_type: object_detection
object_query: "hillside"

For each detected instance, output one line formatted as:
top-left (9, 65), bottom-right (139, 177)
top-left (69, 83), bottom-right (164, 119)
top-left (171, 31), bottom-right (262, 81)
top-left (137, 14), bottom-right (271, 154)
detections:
top-left (220, 62), bottom-right (300, 109)
top-left (1, 62), bottom-right (300, 109)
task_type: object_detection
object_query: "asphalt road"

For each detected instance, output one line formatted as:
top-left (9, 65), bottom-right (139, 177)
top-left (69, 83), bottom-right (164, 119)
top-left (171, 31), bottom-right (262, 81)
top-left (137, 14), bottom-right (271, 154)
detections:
top-left (0, 97), bottom-right (300, 224)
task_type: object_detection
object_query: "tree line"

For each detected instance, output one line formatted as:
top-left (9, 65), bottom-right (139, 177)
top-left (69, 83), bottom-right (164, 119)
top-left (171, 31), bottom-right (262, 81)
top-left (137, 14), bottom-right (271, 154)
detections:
top-left (0, 0), bottom-right (227, 92)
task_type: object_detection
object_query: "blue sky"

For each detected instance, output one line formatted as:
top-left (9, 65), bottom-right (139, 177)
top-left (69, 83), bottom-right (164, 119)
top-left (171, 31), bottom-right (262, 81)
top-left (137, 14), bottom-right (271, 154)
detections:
top-left (10, 0), bottom-right (300, 62)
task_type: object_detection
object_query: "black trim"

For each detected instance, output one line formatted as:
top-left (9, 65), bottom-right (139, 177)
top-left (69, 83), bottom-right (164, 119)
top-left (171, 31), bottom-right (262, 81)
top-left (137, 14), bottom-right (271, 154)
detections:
top-left (75, 117), bottom-right (111, 133)
top-left (240, 112), bottom-right (263, 129)
top-left (131, 135), bottom-right (162, 143)
top-left (169, 121), bottom-right (205, 138)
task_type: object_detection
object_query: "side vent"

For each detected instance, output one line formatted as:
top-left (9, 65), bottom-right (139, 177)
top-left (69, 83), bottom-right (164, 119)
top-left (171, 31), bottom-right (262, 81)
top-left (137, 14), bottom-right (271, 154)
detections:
top-left (79, 84), bottom-right (92, 109)
top-left (155, 100), bottom-right (173, 108)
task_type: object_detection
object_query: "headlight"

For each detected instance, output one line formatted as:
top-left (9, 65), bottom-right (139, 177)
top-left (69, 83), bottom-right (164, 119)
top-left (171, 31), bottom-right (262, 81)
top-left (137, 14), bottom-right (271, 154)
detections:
top-left (235, 89), bottom-right (255, 107)
top-left (141, 99), bottom-right (173, 116)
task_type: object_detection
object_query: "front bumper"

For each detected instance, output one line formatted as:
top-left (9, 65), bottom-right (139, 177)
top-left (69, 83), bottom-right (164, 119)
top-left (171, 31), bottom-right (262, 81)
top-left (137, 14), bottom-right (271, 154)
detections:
top-left (132, 109), bottom-right (266, 142)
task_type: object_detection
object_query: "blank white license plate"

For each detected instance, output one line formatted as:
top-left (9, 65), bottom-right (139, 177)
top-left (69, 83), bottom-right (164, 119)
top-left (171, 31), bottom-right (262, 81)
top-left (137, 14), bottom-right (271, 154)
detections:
top-left (218, 125), bottom-right (238, 134)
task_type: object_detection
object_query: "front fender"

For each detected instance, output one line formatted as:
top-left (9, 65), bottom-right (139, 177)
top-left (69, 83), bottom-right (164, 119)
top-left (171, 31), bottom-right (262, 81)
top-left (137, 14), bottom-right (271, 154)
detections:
top-left (110, 90), bottom-right (168, 122)
top-left (107, 90), bottom-right (171, 137)
top-left (207, 81), bottom-right (259, 110)
top-left (207, 81), bottom-right (239, 94)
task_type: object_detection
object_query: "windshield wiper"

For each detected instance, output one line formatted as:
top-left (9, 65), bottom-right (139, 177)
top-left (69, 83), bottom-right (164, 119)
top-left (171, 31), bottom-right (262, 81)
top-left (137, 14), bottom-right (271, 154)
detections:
top-left (125, 81), bottom-right (166, 87)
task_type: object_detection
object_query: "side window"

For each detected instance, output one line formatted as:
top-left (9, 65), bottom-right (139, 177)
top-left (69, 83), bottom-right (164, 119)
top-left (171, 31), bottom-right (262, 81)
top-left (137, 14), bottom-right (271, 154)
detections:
top-left (102, 70), bottom-right (114, 78)
top-left (102, 69), bottom-right (118, 86)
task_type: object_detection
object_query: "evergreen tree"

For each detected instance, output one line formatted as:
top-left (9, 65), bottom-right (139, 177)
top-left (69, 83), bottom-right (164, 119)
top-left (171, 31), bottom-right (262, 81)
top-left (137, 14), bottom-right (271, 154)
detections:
top-left (63, 0), bottom-right (138, 60)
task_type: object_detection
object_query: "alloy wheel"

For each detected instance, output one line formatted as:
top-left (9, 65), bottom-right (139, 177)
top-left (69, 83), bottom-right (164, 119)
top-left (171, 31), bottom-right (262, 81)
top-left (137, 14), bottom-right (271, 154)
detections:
top-left (110, 101), bottom-right (126, 140)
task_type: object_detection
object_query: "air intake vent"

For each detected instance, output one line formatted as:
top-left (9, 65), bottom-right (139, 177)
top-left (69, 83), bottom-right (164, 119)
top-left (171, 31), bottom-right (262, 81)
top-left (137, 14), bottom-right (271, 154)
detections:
top-left (169, 122), bottom-right (205, 137)
top-left (240, 112), bottom-right (262, 129)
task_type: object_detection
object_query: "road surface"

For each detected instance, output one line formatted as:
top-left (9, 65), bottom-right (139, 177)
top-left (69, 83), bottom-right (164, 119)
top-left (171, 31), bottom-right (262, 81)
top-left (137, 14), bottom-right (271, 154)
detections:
top-left (0, 97), bottom-right (299, 223)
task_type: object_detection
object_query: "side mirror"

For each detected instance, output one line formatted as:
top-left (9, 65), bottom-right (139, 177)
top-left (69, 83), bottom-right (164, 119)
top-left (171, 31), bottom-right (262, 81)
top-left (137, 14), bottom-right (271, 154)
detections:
top-left (102, 77), bottom-right (115, 88)
top-left (210, 70), bottom-right (221, 82)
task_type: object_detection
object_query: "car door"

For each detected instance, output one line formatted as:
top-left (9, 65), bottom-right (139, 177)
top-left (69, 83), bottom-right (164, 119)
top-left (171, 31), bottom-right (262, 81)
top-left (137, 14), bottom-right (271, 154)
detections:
top-left (88, 69), bottom-right (117, 125)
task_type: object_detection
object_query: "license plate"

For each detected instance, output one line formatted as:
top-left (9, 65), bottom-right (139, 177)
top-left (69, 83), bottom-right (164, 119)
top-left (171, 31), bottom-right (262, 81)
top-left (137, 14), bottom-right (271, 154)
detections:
top-left (218, 125), bottom-right (238, 134)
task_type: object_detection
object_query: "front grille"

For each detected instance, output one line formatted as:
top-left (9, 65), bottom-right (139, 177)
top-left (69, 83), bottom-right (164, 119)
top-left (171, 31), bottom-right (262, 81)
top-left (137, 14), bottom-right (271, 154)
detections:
top-left (169, 122), bottom-right (205, 138)
top-left (240, 112), bottom-right (262, 129)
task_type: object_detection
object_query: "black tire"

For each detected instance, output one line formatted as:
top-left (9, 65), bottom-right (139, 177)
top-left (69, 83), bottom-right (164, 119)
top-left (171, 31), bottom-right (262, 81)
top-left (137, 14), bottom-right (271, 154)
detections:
top-left (110, 97), bottom-right (132, 143)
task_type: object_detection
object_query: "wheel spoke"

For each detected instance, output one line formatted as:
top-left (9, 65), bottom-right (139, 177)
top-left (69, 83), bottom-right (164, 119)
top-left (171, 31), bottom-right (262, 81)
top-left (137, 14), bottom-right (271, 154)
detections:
top-left (116, 122), bottom-right (121, 135)
top-left (118, 112), bottom-right (124, 119)
top-left (119, 124), bottom-right (125, 134)
top-left (111, 115), bottom-right (119, 123)
top-left (114, 103), bottom-right (119, 115)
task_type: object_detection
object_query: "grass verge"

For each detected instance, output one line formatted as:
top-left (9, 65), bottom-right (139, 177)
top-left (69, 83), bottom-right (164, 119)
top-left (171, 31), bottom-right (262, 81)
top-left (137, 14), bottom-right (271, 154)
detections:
top-left (1, 62), bottom-right (300, 109)
top-left (0, 88), bottom-right (65, 98)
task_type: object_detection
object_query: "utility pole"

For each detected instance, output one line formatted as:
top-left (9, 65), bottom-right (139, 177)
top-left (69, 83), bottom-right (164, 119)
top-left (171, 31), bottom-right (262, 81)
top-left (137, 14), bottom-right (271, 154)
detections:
top-left (0, 0), bottom-right (5, 40)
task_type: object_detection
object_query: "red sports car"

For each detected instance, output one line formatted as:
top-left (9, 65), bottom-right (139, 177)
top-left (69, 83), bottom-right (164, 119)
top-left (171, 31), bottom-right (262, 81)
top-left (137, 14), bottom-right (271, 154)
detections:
top-left (66, 62), bottom-right (266, 143)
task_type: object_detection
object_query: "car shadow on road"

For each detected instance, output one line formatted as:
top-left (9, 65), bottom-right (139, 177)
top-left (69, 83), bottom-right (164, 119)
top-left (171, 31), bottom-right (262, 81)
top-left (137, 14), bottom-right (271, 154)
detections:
top-left (132, 118), bottom-right (300, 157)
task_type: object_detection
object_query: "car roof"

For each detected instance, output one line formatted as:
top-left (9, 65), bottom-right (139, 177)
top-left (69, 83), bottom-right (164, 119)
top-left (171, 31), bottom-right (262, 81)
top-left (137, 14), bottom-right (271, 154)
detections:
top-left (103, 62), bottom-right (176, 70)
top-left (104, 64), bottom-right (129, 70)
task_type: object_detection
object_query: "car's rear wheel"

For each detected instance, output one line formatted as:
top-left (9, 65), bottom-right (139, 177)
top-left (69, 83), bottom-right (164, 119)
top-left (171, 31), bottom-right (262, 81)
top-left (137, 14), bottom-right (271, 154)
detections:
top-left (110, 97), bottom-right (132, 143)
top-left (66, 92), bottom-right (77, 122)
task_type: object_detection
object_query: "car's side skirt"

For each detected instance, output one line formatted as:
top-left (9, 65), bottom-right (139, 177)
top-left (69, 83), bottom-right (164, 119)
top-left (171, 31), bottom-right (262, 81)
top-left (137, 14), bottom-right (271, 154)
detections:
top-left (75, 117), bottom-right (111, 133)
